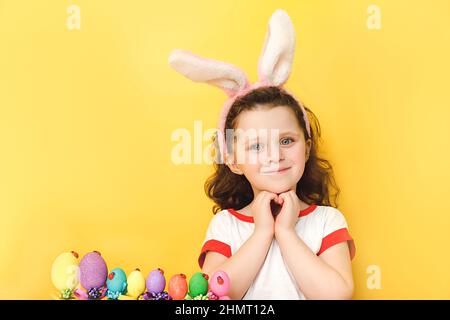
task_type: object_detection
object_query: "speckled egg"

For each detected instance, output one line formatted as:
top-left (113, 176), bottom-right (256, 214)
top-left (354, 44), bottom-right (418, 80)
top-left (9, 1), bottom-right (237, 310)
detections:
top-left (168, 273), bottom-right (188, 300)
top-left (189, 272), bottom-right (209, 297)
top-left (209, 270), bottom-right (230, 297)
top-left (79, 251), bottom-right (108, 290)
top-left (106, 267), bottom-right (127, 294)
top-left (146, 268), bottom-right (165, 294)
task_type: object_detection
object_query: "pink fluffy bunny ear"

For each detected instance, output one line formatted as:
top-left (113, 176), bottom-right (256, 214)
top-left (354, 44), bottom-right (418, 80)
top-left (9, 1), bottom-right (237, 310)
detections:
top-left (168, 49), bottom-right (249, 98)
top-left (257, 9), bottom-right (296, 86)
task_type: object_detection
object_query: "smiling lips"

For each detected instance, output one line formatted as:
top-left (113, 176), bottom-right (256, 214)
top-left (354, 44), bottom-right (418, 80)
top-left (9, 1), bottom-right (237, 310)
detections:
top-left (261, 167), bottom-right (291, 175)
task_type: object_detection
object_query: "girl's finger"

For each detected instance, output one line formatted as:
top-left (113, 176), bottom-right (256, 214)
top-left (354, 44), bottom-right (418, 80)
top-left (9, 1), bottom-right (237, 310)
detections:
top-left (287, 191), bottom-right (295, 201)
top-left (260, 192), bottom-right (273, 205)
top-left (267, 192), bottom-right (278, 201)
top-left (270, 192), bottom-right (283, 206)
top-left (288, 191), bottom-right (300, 211)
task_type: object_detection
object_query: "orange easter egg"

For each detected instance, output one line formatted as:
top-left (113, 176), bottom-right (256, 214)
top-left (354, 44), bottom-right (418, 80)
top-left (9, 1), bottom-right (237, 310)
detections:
top-left (168, 274), bottom-right (188, 300)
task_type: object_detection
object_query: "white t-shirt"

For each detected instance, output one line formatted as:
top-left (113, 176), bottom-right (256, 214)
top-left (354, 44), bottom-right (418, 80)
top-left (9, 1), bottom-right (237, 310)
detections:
top-left (198, 204), bottom-right (356, 300)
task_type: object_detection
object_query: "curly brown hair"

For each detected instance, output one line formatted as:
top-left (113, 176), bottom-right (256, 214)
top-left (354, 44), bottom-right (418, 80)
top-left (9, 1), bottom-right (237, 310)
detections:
top-left (205, 86), bottom-right (340, 214)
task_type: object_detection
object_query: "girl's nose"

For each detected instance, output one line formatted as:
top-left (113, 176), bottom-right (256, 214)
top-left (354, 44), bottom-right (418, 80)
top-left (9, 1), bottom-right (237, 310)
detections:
top-left (265, 142), bottom-right (283, 164)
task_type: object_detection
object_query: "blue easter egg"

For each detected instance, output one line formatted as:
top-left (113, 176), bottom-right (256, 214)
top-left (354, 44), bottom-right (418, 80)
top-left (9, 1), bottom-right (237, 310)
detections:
top-left (106, 268), bottom-right (128, 295)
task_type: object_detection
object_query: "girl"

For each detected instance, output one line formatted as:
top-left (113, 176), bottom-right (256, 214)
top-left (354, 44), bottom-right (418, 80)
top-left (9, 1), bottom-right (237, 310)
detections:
top-left (169, 9), bottom-right (356, 300)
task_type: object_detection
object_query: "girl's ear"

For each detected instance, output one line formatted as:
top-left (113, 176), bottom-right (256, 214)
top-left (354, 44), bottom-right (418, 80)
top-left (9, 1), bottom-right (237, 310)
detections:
top-left (226, 158), bottom-right (244, 175)
top-left (305, 139), bottom-right (312, 162)
top-left (168, 49), bottom-right (249, 98)
top-left (257, 9), bottom-right (296, 86)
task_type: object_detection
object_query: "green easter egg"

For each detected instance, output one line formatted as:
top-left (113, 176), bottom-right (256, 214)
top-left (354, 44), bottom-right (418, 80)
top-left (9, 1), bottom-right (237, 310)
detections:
top-left (189, 272), bottom-right (209, 297)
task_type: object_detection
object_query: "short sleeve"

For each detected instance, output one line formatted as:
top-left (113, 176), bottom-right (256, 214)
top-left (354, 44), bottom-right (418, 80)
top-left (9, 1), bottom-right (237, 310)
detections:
top-left (317, 207), bottom-right (356, 260)
top-left (198, 211), bottom-right (232, 269)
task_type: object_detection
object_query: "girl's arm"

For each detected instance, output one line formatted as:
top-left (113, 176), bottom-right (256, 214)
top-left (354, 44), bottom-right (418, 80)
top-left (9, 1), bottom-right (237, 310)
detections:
top-left (276, 229), bottom-right (354, 300)
top-left (202, 229), bottom-right (273, 300)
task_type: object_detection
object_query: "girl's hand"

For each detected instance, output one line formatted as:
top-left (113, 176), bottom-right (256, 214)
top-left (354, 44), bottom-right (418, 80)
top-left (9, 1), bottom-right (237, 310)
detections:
top-left (250, 191), bottom-right (281, 236)
top-left (274, 190), bottom-right (301, 236)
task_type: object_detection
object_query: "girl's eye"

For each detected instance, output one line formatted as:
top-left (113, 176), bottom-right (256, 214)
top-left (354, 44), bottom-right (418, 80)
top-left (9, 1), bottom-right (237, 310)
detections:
top-left (281, 137), bottom-right (294, 145)
top-left (249, 143), bottom-right (263, 151)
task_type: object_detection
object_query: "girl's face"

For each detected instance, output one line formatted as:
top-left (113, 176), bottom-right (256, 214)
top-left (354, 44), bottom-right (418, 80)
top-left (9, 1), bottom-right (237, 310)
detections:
top-left (227, 105), bottom-right (312, 195)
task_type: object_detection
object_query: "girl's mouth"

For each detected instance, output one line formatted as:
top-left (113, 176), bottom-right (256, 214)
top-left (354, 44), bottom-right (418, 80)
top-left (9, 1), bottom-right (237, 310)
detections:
top-left (260, 167), bottom-right (291, 175)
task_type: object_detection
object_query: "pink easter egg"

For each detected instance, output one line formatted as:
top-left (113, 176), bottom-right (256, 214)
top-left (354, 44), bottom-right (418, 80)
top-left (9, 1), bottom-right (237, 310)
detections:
top-left (209, 270), bottom-right (230, 297)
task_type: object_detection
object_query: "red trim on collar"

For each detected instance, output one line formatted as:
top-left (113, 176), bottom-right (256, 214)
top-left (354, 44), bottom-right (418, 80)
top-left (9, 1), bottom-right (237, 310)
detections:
top-left (227, 209), bottom-right (254, 223)
top-left (227, 204), bottom-right (318, 223)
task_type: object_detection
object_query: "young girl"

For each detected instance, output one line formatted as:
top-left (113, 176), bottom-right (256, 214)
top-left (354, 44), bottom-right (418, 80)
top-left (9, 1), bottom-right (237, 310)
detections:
top-left (169, 9), bottom-right (356, 300)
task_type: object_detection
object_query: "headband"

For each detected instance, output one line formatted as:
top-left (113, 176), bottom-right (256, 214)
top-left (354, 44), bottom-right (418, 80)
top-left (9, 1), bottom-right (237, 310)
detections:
top-left (168, 9), bottom-right (311, 164)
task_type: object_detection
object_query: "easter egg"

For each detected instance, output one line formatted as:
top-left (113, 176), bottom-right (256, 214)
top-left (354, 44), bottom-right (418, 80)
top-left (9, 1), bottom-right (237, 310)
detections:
top-left (146, 268), bottom-right (165, 294)
top-left (127, 268), bottom-right (146, 298)
top-left (106, 267), bottom-right (127, 294)
top-left (209, 270), bottom-right (230, 297)
top-left (79, 251), bottom-right (108, 290)
top-left (168, 273), bottom-right (188, 300)
top-left (51, 251), bottom-right (80, 292)
top-left (189, 272), bottom-right (209, 297)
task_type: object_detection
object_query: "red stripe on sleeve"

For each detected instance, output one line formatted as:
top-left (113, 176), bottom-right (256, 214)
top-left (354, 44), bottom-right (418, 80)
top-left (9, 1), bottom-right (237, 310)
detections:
top-left (198, 239), bottom-right (232, 269)
top-left (317, 228), bottom-right (356, 260)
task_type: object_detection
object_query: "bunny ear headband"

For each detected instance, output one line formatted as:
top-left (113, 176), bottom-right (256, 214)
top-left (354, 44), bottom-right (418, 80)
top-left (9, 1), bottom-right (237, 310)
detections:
top-left (168, 9), bottom-right (311, 164)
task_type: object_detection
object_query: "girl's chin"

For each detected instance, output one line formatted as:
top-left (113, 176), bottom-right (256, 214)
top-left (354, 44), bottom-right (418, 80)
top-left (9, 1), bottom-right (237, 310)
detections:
top-left (261, 185), bottom-right (295, 194)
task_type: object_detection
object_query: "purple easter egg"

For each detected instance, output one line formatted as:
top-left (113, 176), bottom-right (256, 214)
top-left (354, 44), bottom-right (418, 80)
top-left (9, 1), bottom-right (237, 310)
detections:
top-left (146, 268), bottom-right (166, 294)
top-left (79, 251), bottom-right (108, 290)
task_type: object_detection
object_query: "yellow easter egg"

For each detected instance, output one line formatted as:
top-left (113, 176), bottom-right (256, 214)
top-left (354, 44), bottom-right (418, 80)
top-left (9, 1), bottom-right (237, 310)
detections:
top-left (51, 251), bottom-right (80, 292)
top-left (126, 268), bottom-right (145, 298)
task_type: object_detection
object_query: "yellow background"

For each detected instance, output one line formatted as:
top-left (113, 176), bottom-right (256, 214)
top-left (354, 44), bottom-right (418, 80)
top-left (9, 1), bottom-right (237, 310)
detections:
top-left (1, 0), bottom-right (449, 299)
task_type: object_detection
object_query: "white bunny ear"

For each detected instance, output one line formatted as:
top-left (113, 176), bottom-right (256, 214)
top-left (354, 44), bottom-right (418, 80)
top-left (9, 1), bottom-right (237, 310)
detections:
top-left (257, 9), bottom-right (296, 86)
top-left (168, 49), bottom-right (249, 97)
